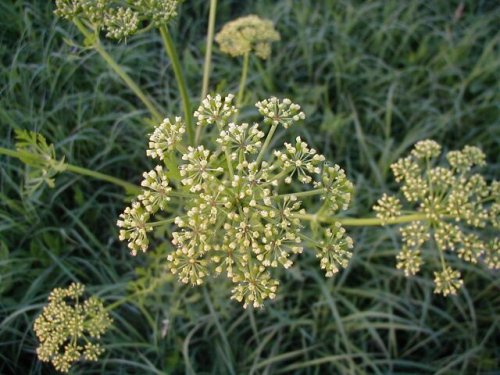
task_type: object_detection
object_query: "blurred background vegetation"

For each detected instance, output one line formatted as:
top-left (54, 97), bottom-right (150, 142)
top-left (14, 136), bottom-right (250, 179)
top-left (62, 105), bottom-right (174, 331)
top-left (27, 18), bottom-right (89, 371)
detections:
top-left (1, 0), bottom-right (499, 373)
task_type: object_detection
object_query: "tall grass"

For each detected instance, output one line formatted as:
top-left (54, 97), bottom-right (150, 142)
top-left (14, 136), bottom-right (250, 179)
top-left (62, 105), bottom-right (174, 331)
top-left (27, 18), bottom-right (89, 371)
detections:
top-left (1, 0), bottom-right (499, 373)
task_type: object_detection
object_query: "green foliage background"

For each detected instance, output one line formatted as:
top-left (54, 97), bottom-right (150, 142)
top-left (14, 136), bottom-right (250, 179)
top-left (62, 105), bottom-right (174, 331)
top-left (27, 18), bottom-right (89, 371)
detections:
top-left (1, 0), bottom-right (499, 373)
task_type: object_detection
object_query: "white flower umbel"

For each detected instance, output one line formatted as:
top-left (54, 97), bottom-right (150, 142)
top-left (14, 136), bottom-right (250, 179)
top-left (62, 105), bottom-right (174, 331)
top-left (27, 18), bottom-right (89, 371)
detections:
top-left (33, 283), bottom-right (112, 373)
top-left (374, 140), bottom-right (499, 295)
top-left (54, 0), bottom-right (182, 40)
top-left (215, 15), bottom-right (280, 60)
top-left (118, 95), bottom-right (354, 308)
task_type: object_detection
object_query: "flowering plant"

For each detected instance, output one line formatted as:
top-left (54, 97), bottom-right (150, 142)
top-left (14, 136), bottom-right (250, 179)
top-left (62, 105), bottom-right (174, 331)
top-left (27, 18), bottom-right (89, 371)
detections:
top-left (0, 1), bottom-right (496, 373)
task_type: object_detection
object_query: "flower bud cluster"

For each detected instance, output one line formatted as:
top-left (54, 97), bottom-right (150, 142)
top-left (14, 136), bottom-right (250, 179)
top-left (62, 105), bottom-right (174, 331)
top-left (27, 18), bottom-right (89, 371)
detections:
top-left (194, 94), bottom-right (238, 127)
top-left (374, 140), bottom-right (499, 296)
top-left (33, 283), bottom-right (112, 373)
top-left (256, 97), bottom-right (306, 128)
top-left (146, 117), bottom-right (186, 160)
top-left (54, 0), bottom-right (181, 40)
top-left (118, 95), bottom-right (354, 308)
top-left (215, 15), bottom-right (280, 59)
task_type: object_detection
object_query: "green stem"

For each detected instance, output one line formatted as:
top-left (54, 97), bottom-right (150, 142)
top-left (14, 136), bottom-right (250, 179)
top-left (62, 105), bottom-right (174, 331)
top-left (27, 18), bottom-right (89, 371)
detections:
top-left (274, 188), bottom-right (324, 199)
top-left (294, 212), bottom-right (428, 227)
top-left (224, 149), bottom-right (235, 180)
top-left (73, 19), bottom-right (163, 122)
top-left (65, 164), bottom-right (140, 194)
top-left (236, 52), bottom-right (250, 110)
top-left (196, 0), bottom-right (218, 145)
top-left (256, 123), bottom-right (278, 165)
top-left (201, 0), bottom-right (217, 99)
top-left (159, 25), bottom-right (194, 145)
top-left (0, 146), bottom-right (140, 194)
top-left (146, 216), bottom-right (180, 228)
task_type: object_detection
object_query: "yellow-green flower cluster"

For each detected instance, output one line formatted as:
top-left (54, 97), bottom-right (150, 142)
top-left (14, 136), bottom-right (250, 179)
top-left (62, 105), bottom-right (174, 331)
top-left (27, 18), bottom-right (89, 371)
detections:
top-left (33, 283), bottom-right (112, 373)
top-left (215, 15), bottom-right (281, 59)
top-left (374, 140), bottom-right (499, 296)
top-left (118, 95), bottom-right (354, 308)
top-left (54, 0), bottom-right (181, 40)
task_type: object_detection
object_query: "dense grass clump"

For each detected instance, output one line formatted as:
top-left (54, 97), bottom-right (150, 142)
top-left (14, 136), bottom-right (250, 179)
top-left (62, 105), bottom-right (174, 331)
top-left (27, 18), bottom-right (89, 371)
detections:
top-left (1, 0), bottom-right (499, 373)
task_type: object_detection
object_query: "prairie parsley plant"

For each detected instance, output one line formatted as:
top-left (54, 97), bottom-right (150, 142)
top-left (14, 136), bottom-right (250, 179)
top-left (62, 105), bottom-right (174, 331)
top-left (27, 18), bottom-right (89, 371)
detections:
top-left (118, 95), bottom-right (354, 308)
top-left (373, 140), bottom-right (499, 296)
top-left (33, 283), bottom-right (112, 373)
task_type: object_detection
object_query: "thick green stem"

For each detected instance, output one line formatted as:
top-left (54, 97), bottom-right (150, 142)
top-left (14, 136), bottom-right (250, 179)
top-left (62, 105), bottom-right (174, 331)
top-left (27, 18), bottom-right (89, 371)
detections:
top-left (236, 52), bottom-right (250, 110)
top-left (0, 146), bottom-right (140, 194)
top-left (159, 25), bottom-right (194, 145)
top-left (294, 212), bottom-right (428, 227)
top-left (73, 19), bottom-right (163, 122)
top-left (256, 123), bottom-right (278, 165)
top-left (196, 0), bottom-right (218, 145)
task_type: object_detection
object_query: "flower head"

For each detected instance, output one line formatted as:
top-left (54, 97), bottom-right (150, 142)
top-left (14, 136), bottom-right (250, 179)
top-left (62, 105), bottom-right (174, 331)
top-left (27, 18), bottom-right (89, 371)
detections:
top-left (217, 122), bottom-right (265, 160)
top-left (54, 0), bottom-right (182, 40)
top-left (194, 94), bottom-right (238, 127)
top-left (433, 266), bottom-right (463, 296)
top-left (33, 283), bottom-right (112, 373)
top-left (118, 95), bottom-right (354, 308)
top-left (216, 15), bottom-right (280, 59)
top-left (103, 7), bottom-right (139, 40)
top-left (117, 202), bottom-right (152, 255)
top-left (373, 194), bottom-right (401, 224)
top-left (374, 140), bottom-right (498, 295)
top-left (256, 97), bottom-right (305, 128)
top-left (147, 117), bottom-right (186, 160)
top-left (316, 223), bottom-right (354, 277)
top-left (138, 166), bottom-right (172, 213)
